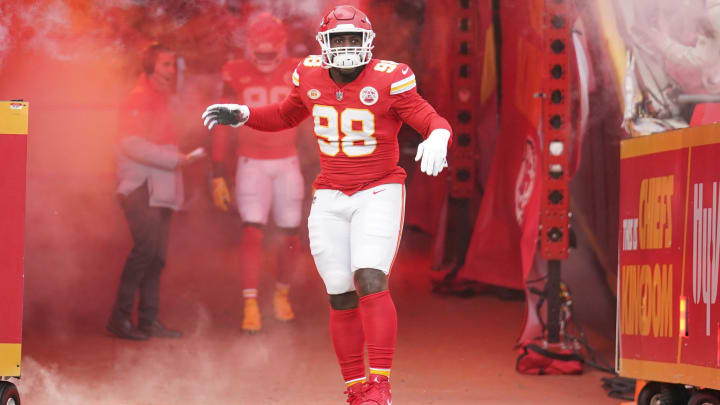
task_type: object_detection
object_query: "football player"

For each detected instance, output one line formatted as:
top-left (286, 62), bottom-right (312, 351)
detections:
top-left (210, 13), bottom-right (303, 333)
top-left (203, 5), bottom-right (451, 404)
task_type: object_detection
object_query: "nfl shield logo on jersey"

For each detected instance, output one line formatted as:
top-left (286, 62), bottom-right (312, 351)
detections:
top-left (336, 90), bottom-right (344, 101)
top-left (360, 86), bottom-right (379, 106)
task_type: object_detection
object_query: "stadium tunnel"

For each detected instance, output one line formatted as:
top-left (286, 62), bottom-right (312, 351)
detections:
top-left (3, 0), bottom-right (714, 403)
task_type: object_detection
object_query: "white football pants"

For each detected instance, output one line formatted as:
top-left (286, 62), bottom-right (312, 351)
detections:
top-left (234, 155), bottom-right (304, 228)
top-left (308, 183), bottom-right (405, 295)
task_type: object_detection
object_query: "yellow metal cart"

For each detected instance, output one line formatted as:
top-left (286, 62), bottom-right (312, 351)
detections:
top-left (0, 100), bottom-right (28, 405)
top-left (617, 124), bottom-right (720, 404)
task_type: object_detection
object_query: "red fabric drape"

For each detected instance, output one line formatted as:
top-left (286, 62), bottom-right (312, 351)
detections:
top-left (458, 0), bottom-right (545, 289)
top-left (405, 0), bottom-right (498, 235)
top-left (402, 0), bottom-right (454, 235)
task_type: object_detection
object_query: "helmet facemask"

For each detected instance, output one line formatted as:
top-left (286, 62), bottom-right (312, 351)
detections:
top-left (248, 41), bottom-right (286, 73)
top-left (245, 12), bottom-right (287, 73)
top-left (316, 26), bottom-right (375, 69)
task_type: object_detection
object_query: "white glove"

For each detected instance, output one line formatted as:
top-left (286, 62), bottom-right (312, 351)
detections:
top-left (201, 104), bottom-right (250, 130)
top-left (415, 128), bottom-right (450, 176)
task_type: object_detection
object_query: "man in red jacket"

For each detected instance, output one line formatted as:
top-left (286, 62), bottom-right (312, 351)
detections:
top-left (203, 5), bottom-right (451, 404)
top-left (108, 43), bottom-right (204, 341)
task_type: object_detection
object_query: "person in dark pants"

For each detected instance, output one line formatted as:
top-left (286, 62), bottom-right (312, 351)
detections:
top-left (107, 43), bottom-right (204, 340)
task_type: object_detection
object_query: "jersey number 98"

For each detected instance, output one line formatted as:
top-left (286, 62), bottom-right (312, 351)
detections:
top-left (242, 86), bottom-right (290, 107)
top-left (312, 105), bottom-right (376, 157)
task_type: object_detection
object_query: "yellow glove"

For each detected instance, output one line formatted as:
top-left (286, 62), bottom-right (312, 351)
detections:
top-left (212, 177), bottom-right (231, 212)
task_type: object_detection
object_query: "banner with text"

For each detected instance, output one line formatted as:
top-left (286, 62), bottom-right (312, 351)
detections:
top-left (618, 124), bottom-right (720, 389)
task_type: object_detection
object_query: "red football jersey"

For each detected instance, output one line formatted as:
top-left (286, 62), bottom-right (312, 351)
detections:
top-left (215, 58), bottom-right (300, 159)
top-left (246, 57), bottom-right (452, 195)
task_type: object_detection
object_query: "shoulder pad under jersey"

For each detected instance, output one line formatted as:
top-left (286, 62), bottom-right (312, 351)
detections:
top-left (293, 55), bottom-right (324, 87)
top-left (381, 61), bottom-right (416, 96)
top-left (364, 59), bottom-right (417, 95)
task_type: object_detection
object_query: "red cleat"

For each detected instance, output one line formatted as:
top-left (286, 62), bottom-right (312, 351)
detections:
top-left (344, 382), bottom-right (368, 404)
top-left (361, 374), bottom-right (392, 405)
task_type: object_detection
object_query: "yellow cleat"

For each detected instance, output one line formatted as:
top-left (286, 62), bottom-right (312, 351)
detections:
top-left (242, 298), bottom-right (262, 333)
top-left (273, 288), bottom-right (295, 321)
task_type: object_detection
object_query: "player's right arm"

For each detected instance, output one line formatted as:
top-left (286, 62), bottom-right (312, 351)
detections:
top-left (208, 81), bottom-right (237, 212)
top-left (202, 61), bottom-right (310, 131)
top-left (246, 85), bottom-right (310, 130)
top-left (210, 82), bottom-right (239, 170)
top-left (202, 85), bottom-right (309, 131)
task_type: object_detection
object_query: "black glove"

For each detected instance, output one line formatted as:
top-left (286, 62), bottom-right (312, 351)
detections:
top-left (201, 104), bottom-right (249, 130)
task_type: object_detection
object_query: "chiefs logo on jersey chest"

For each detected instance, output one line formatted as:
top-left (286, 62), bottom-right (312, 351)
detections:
top-left (359, 86), bottom-right (379, 106)
top-left (307, 89), bottom-right (321, 99)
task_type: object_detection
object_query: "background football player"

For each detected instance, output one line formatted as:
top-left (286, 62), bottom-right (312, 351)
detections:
top-left (203, 5), bottom-right (452, 404)
top-left (210, 12), bottom-right (303, 333)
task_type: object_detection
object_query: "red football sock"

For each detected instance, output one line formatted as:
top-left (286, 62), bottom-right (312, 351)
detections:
top-left (276, 233), bottom-right (299, 285)
top-left (359, 290), bottom-right (397, 375)
top-left (240, 226), bottom-right (264, 293)
top-left (330, 307), bottom-right (366, 384)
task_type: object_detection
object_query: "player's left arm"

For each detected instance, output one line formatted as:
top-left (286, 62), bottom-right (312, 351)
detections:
top-left (389, 64), bottom-right (453, 176)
